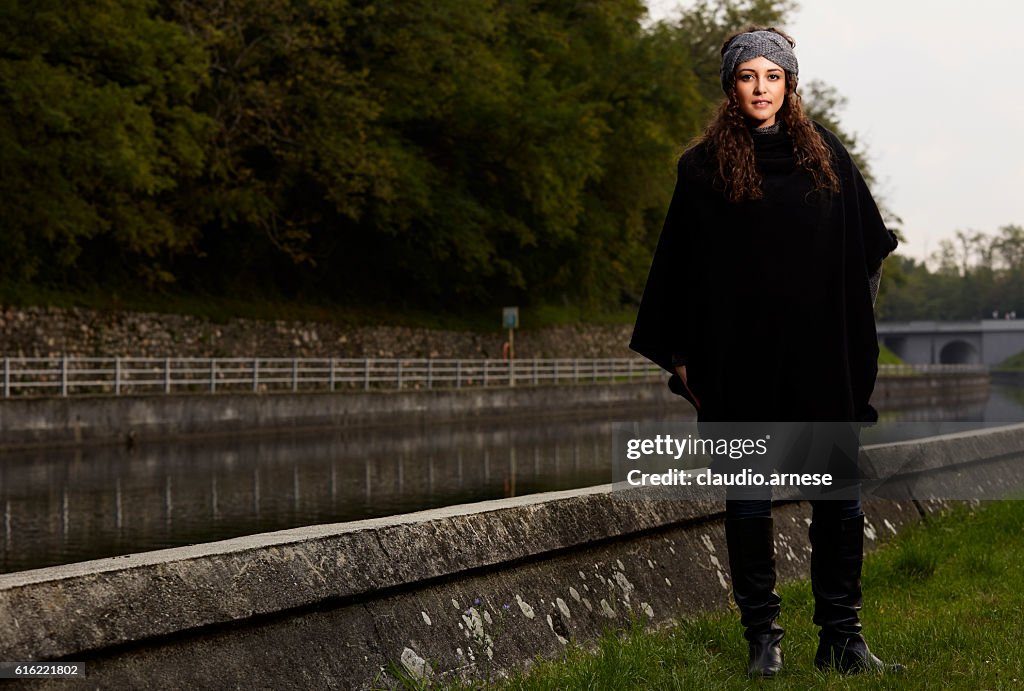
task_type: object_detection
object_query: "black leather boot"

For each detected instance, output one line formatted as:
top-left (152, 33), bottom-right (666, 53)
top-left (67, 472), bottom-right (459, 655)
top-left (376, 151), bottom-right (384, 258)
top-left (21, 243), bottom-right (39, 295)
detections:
top-left (725, 517), bottom-right (784, 678)
top-left (809, 513), bottom-right (903, 674)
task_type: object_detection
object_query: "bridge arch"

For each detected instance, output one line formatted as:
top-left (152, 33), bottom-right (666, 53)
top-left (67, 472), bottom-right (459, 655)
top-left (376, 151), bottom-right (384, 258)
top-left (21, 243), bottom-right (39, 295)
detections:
top-left (938, 340), bottom-right (980, 364)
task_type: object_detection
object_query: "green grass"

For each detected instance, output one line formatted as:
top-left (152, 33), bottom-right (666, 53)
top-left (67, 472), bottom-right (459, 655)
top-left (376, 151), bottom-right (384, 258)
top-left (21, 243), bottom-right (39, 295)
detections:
top-left (994, 349), bottom-right (1024, 371)
top-left (432, 500), bottom-right (1024, 690)
top-left (877, 344), bottom-right (903, 365)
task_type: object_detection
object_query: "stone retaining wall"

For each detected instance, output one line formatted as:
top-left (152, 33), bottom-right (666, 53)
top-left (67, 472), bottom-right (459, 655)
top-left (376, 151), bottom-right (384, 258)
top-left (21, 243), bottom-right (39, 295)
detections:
top-left (0, 306), bottom-right (633, 360)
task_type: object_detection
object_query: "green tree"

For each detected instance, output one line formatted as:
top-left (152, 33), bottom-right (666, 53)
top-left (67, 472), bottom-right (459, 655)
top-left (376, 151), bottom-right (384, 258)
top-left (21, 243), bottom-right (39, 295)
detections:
top-left (165, 0), bottom-right (386, 294)
top-left (546, 8), bottom-right (705, 305)
top-left (0, 0), bottom-right (210, 284)
top-left (6, 0), bottom-right (891, 317)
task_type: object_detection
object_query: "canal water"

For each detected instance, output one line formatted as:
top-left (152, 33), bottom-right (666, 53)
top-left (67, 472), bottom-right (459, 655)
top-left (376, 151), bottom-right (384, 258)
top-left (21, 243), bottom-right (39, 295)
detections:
top-left (2, 385), bottom-right (1023, 574)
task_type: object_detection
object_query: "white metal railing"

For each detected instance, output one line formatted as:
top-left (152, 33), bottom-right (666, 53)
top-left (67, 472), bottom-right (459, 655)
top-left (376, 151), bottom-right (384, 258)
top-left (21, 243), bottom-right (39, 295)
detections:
top-left (0, 358), bottom-right (988, 398)
top-left (0, 357), bottom-right (664, 398)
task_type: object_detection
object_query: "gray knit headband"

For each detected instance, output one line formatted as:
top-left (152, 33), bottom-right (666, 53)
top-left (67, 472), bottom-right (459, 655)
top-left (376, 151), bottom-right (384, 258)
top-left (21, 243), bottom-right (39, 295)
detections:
top-left (720, 30), bottom-right (798, 93)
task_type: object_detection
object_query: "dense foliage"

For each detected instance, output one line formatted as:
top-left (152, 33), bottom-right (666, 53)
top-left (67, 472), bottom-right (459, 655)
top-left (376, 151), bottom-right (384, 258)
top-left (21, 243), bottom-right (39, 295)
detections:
top-left (2, 0), bottom-right (876, 312)
top-left (0, 0), bottom-right (210, 285)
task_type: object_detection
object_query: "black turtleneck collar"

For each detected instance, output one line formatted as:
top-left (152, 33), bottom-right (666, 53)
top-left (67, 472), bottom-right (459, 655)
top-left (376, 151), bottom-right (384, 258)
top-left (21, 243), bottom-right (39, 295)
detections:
top-left (750, 121), bottom-right (794, 171)
top-left (750, 121), bottom-right (782, 136)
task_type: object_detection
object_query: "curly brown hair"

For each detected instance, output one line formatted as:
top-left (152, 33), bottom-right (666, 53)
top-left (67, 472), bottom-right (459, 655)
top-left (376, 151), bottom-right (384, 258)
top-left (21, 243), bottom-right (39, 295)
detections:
top-left (698, 26), bottom-right (840, 203)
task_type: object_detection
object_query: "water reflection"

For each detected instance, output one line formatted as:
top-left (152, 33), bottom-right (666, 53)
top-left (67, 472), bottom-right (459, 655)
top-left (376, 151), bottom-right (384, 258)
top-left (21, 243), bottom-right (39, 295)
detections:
top-left (2, 386), bottom-right (1023, 574)
top-left (0, 411), bottom-right (659, 574)
top-left (865, 383), bottom-right (1024, 443)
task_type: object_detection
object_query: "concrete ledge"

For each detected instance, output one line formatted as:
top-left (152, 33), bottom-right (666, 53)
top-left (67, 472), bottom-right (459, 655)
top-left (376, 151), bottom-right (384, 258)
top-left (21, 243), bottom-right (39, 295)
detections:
top-left (865, 422), bottom-right (1024, 476)
top-left (0, 485), bottom-right (719, 662)
top-left (2, 500), bottom-right (923, 691)
top-left (19, 501), bottom-right (923, 691)
top-left (2, 424), bottom-right (1022, 688)
top-left (862, 422), bottom-right (1024, 501)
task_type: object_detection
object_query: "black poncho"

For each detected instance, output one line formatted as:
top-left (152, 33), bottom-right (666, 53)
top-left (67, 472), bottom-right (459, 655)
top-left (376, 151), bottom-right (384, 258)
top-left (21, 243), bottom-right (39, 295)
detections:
top-left (629, 122), bottom-right (897, 422)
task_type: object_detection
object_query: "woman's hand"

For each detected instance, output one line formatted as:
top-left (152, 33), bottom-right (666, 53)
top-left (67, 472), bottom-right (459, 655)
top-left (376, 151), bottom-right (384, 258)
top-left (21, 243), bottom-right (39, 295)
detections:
top-left (675, 364), bottom-right (701, 410)
top-left (674, 364), bottom-right (688, 385)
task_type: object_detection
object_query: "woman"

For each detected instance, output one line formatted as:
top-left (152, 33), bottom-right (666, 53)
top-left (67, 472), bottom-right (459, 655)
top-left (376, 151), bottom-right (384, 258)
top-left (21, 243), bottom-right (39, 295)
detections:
top-left (630, 27), bottom-right (900, 678)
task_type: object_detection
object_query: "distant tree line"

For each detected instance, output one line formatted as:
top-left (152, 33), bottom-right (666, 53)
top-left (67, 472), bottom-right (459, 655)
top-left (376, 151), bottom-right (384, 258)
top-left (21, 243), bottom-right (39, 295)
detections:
top-left (880, 226), bottom-right (1024, 321)
top-left (1, 0), bottom-right (872, 311)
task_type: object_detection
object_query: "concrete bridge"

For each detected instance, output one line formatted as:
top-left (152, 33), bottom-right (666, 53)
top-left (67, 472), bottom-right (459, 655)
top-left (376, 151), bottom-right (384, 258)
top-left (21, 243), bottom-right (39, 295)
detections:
top-left (877, 320), bottom-right (1024, 365)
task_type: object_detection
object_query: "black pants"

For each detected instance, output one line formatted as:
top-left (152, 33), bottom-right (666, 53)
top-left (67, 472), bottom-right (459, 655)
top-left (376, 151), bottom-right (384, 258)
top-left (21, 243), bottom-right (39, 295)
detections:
top-left (715, 420), bottom-right (865, 513)
top-left (726, 497), bottom-right (862, 521)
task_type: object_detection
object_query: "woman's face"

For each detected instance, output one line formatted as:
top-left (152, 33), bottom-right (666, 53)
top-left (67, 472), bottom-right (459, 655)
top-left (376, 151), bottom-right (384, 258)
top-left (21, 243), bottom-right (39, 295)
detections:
top-left (733, 56), bottom-right (786, 128)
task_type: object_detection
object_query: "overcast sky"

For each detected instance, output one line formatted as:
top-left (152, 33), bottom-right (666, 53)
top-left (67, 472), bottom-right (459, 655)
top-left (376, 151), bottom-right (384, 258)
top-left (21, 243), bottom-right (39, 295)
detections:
top-left (644, 1), bottom-right (1024, 263)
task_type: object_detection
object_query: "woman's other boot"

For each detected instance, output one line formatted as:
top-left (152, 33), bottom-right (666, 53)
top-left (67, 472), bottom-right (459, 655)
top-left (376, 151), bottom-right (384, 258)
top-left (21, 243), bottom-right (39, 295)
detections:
top-left (809, 513), bottom-right (903, 673)
top-left (725, 516), bottom-right (785, 678)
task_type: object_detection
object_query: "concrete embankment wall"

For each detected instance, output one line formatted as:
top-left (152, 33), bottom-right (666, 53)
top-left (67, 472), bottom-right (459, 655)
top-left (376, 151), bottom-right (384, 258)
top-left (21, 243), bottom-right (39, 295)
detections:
top-left (872, 371), bottom-right (990, 409)
top-left (0, 372), bottom-right (990, 449)
top-left (2, 423), bottom-right (1022, 689)
top-left (0, 381), bottom-right (673, 449)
